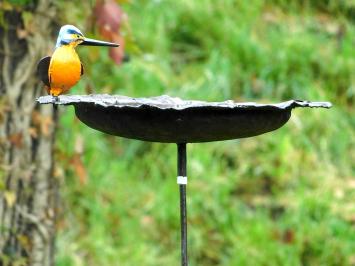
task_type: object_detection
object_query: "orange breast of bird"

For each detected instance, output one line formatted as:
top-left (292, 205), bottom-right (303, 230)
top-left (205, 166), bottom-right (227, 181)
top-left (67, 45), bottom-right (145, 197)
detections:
top-left (48, 44), bottom-right (82, 96)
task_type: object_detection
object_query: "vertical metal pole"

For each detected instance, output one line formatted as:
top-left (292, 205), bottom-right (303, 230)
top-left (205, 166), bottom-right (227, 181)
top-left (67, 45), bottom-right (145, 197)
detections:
top-left (177, 143), bottom-right (188, 266)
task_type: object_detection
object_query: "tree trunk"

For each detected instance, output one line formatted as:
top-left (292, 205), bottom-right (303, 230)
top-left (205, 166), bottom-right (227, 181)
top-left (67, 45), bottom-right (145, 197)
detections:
top-left (0, 1), bottom-right (58, 265)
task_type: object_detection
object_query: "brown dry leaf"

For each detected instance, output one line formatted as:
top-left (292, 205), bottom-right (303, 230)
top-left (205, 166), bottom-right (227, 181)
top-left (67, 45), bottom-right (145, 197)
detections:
top-left (31, 110), bottom-right (42, 126)
top-left (4, 191), bottom-right (16, 207)
top-left (8, 133), bottom-right (23, 148)
top-left (71, 154), bottom-right (87, 185)
top-left (28, 127), bottom-right (38, 138)
top-left (40, 116), bottom-right (53, 137)
top-left (95, 0), bottom-right (127, 65)
top-left (32, 112), bottom-right (54, 136)
top-left (283, 228), bottom-right (295, 244)
top-left (95, 0), bottom-right (124, 34)
top-left (109, 34), bottom-right (125, 64)
top-left (16, 27), bottom-right (28, 39)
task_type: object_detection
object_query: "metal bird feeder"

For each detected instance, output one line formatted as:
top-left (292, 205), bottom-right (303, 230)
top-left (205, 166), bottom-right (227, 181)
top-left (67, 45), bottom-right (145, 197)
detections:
top-left (38, 94), bottom-right (331, 266)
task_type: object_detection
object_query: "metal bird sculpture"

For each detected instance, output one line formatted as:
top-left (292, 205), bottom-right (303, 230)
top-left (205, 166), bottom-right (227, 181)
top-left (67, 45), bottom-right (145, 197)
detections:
top-left (37, 25), bottom-right (119, 98)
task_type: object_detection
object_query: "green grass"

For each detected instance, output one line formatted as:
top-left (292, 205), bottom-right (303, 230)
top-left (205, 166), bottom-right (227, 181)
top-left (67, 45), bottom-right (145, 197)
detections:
top-left (55, 0), bottom-right (354, 265)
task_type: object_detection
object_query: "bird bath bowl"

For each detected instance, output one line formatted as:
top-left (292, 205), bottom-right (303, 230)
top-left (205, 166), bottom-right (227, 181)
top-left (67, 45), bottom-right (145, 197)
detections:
top-left (37, 94), bottom-right (331, 142)
top-left (37, 94), bottom-right (331, 265)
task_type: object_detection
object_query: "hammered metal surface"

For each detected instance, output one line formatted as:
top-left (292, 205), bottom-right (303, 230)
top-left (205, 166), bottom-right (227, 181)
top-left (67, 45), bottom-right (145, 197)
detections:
top-left (37, 94), bottom-right (331, 143)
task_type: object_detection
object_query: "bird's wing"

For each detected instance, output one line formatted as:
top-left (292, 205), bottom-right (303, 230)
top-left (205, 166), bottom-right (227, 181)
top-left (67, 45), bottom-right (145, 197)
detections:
top-left (37, 56), bottom-right (83, 86)
top-left (37, 56), bottom-right (51, 87)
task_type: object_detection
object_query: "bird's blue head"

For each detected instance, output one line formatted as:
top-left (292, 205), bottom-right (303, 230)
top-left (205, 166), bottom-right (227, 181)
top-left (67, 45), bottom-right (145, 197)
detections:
top-left (55, 25), bottom-right (119, 48)
top-left (55, 25), bottom-right (84, 48)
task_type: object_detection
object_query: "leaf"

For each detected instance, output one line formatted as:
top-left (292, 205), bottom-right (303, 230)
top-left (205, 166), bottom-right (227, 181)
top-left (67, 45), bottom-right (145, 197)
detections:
top-left (95, 0), bottom-right (124, 34)
top-left (16, 27), bottom-right (28, 39)
top-left (71, 135), bottom-right (87, 184)
top-left (31, 110), bottom-right (41, 126)
top-left (4, 190), bottom-right (16, 207)
top-left (28, 127), bottom-right (38, 138)
top-left (41, 116), bottom-right (53, 137)
top-left (31, 111), bottom-right (53, 137)
top-left (109, 34), bottom-right (125, 64)
top-left (8, 133), bottom-right (23, 148)
top-left (94, 0), bottom-right (128, 65)
top-left (282, 228), bottom-right (295, 244)
top-left (71, 154), bottom-right (87, 185)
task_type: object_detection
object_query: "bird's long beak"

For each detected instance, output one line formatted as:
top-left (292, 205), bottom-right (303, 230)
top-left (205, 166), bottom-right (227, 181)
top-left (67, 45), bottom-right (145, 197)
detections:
top-left (80, 37), bottom-right (119, 47)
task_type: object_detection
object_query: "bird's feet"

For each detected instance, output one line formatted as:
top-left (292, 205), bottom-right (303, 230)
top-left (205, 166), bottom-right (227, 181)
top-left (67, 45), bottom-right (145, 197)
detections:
top-left (51, 95), bottom-right (59, 111)
top-left (52, 95), bottom-right (59, 103)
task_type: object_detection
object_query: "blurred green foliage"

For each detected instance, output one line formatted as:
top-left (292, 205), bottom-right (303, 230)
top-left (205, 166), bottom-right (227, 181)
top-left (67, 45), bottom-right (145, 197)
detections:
top-left (54, 0), bottom-right (354, 265)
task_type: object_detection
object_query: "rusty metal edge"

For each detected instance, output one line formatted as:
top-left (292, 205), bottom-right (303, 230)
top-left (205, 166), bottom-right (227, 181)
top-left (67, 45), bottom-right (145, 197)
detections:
top-left (37, 94), bottom-right (332, 110)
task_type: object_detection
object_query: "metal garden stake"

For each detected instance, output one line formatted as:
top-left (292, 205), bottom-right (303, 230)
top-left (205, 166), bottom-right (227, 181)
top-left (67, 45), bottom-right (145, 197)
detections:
top-left (38, 94), bottom-right (331, 266)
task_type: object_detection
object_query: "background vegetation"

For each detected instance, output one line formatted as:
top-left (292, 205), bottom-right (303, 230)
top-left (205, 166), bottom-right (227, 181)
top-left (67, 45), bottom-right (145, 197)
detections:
top-left (53, 0), bottom-right (354, 265)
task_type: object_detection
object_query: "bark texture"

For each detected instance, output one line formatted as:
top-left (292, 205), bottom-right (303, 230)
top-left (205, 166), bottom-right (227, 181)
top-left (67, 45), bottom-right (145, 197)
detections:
top-left (0, 1), bottom-right (58, 265)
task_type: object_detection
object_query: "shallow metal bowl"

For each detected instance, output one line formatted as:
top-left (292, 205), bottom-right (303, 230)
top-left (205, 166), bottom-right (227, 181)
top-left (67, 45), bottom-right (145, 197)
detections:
top-left (37, 94), bottom-right (331, 143)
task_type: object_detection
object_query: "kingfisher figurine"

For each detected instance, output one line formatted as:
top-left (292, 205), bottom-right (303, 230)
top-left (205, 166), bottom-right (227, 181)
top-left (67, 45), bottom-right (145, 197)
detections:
top-left (37, 25), bottom-right (119, 98)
